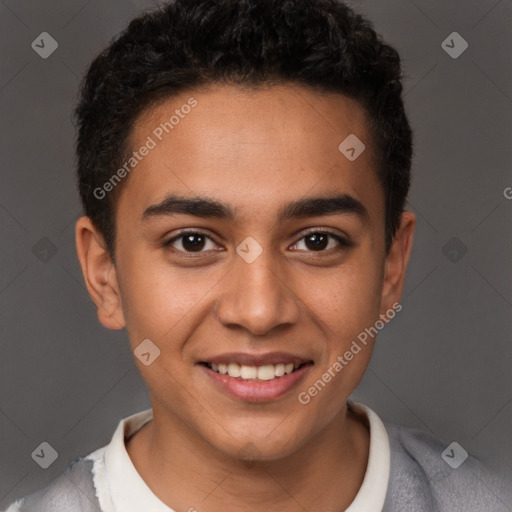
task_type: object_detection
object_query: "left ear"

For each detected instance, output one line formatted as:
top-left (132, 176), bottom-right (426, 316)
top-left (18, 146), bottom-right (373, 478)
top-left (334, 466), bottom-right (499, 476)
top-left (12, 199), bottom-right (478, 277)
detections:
top-left (380, 210), bottom-right (416, 312)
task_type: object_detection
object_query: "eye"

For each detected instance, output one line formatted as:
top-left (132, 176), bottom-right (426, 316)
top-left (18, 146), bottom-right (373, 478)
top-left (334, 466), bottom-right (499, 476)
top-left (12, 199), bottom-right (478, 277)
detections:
top-left (163, 230), bottom-right (219, 254)
top-left (290, 230), bottom-right (351, 253)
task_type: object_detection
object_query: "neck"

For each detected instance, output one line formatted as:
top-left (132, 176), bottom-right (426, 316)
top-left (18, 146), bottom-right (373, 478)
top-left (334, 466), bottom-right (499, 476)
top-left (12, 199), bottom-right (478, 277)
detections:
top-left (126, 403), bottom-right (370, 512)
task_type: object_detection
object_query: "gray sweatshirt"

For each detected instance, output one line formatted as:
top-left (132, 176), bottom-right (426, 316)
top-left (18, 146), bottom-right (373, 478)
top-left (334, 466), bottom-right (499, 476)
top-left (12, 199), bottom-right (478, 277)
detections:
top-left (4, 419), bottom-right (511, 511)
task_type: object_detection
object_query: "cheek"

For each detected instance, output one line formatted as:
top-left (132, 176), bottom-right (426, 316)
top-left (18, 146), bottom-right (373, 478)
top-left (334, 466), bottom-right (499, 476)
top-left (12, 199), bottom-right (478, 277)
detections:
top-left (116, 249), bottom-right (221, 346)
top-left (307, 259), bottom-right (384, 338)
top-left (299, 265), bottom-right (382, 415)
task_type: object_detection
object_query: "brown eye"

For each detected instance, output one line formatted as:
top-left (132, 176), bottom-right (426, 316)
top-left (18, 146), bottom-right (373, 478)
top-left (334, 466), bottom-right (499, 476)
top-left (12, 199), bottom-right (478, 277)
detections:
top-left (292, 230), bottom-right (351, 253)
top-left (164, 231), bottom-right (217, 253)
top-left (181, 233), bottom-right (206, 251)
top-left (304, 232), bottom-right (329, 251)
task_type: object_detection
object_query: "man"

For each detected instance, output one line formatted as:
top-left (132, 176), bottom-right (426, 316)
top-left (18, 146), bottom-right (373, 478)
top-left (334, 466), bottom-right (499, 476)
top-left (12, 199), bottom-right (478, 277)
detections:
top-left (5, 0), bottom-right (510, 510)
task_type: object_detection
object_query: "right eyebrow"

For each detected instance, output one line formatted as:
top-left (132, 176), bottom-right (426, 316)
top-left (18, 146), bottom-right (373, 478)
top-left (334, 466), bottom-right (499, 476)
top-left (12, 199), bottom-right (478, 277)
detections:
top-left (141, 195), bottom-right (236, 222)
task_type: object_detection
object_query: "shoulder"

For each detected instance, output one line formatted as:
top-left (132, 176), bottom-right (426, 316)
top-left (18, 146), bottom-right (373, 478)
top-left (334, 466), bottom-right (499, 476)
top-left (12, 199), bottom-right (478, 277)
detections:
top-left (3, 456), bottom-right (102, 512)
top-left (383, 422), bottom-right (512, 512)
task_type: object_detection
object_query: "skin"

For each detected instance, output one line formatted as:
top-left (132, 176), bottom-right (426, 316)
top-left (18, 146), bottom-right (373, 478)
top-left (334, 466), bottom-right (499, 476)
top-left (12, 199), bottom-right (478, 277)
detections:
top-left (76, 84), bottom-right (415, 512)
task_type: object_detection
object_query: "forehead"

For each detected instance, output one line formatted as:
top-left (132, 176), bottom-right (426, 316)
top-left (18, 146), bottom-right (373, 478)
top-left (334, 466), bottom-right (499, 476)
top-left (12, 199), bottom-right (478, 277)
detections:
top-left (118, 84), bottom-right (383, 225)
top-left (138, 84), bottom-right (371, 158)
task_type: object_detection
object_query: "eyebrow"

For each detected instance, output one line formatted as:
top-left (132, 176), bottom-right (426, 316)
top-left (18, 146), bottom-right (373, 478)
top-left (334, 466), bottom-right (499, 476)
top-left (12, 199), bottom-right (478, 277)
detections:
top-left (141, 193), bottom-right (368, 223)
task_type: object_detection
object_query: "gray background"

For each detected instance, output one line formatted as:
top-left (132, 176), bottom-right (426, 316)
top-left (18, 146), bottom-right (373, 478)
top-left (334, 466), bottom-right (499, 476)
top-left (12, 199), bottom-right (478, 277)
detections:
top-left (0, 0), bottom-right (511, 508)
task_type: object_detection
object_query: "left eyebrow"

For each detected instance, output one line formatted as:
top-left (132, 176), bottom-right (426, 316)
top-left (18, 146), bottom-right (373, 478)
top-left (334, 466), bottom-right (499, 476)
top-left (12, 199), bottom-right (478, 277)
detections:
top-left (277, 194), bottom-right (368, 222)
top-left (141, 193), bottom-right (368, 223)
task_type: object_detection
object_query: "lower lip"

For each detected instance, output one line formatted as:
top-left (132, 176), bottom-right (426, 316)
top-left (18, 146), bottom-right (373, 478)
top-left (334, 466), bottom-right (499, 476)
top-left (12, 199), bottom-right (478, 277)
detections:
top-left (199, 363), bottom-right (313, 402)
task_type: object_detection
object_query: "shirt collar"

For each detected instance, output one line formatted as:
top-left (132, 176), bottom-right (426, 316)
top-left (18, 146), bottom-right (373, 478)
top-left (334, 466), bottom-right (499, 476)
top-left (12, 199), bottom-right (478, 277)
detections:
top-left (345, 401), bottom-right (390, 511)
top-left (103, 408), bottom-right (172, 511)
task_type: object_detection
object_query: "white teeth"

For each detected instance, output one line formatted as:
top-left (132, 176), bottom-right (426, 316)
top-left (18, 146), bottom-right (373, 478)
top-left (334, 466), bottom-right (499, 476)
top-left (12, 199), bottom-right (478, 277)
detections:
top-left (240, 365), bottom-right (258, 379)
top-left (227, 363), bottom-right (241, 378)
top-left (208, 362), bottom-right (304, 380)
top-left (274, 363), bottom-right (285, 377)
top-left (257, 365), bottom-right (276, 381)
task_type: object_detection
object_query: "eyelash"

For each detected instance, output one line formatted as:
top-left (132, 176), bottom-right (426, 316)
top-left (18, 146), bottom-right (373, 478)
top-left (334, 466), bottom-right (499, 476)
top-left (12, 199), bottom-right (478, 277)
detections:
top-left (162, 229), bottom-right (352, 257)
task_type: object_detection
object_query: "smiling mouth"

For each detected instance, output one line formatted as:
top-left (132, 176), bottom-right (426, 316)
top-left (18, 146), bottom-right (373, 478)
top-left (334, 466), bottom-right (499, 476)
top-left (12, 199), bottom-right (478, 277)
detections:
top-left (200, 361), bottom-right (312, 381)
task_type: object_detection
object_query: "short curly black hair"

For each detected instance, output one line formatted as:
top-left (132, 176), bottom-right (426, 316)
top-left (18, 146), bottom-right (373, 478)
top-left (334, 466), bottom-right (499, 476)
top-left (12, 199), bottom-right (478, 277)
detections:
top-left (75, 0), bottom-right (412, 257)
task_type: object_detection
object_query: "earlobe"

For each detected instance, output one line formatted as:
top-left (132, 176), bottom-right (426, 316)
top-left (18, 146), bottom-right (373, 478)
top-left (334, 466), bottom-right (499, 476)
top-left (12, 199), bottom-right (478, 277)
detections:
top-left (380, 210), bottom-right (416, 311)
top-left (75, 216), bottom-right (126, 330)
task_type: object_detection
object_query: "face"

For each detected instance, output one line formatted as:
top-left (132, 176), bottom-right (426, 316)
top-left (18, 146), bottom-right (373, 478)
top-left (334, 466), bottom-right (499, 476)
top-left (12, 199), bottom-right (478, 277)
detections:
top-left (76, 84), bottom-right (414, 461)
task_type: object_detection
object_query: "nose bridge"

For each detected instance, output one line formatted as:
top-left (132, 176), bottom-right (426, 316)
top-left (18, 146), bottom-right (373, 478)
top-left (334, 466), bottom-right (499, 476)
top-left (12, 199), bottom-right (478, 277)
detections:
top-left (215, 246), bottom-right (300, 335)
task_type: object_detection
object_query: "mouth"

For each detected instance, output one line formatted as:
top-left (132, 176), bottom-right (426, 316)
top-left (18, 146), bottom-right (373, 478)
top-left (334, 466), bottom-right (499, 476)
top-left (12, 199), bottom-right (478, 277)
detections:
top-left (199, 361), bottom-right (311, 382)
top-left (197, 353), bottom-right (314, 402)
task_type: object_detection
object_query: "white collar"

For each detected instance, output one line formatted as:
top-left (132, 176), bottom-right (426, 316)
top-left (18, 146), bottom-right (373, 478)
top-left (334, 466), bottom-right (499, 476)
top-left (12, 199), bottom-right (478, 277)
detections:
top-left (85, 401), bottom-right (390, 512)
top-left (345, 401), bottom-right (390, 511)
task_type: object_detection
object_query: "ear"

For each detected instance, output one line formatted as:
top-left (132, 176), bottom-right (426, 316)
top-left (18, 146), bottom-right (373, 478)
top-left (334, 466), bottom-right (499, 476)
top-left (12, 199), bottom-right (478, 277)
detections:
top-left (380, 210), bottom-right (416, 312)
top-left (75, 216), bottom-right (126, 330)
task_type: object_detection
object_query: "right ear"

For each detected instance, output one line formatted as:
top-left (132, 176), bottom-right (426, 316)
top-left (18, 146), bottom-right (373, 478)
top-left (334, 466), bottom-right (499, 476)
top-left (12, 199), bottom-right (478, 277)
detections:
top-left (75, 216), bottom-right (126, 330)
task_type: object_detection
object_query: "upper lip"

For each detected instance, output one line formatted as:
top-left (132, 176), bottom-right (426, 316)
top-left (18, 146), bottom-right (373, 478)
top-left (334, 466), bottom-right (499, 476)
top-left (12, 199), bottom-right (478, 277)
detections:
top-left (201, 352), bottom-right (313, 367)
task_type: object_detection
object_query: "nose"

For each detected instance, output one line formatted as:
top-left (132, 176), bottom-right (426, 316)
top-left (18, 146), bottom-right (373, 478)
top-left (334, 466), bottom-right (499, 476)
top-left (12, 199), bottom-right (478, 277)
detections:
top-left (215, 251), bottom-right (301, 336)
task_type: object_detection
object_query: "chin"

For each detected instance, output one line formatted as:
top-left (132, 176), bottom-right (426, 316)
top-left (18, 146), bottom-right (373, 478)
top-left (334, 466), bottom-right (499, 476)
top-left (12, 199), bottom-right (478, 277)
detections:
top-left (210, 425), bottom-right (308, 463)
